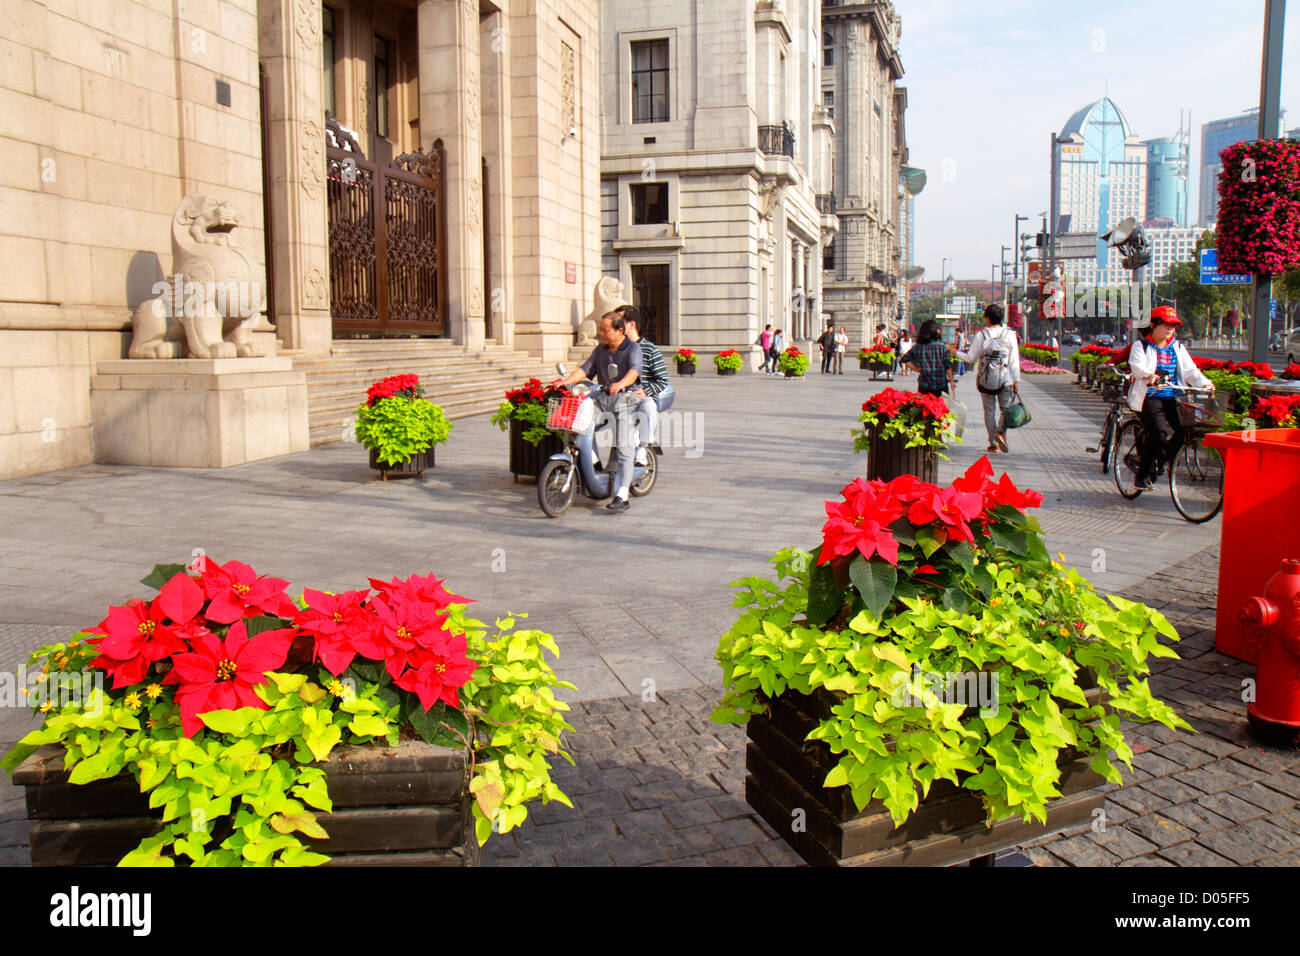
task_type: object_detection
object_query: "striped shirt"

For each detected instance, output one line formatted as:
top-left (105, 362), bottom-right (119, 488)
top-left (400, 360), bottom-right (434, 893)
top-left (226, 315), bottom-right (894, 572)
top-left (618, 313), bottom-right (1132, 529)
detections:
top-left (637, 338), bottom-right (669, 397)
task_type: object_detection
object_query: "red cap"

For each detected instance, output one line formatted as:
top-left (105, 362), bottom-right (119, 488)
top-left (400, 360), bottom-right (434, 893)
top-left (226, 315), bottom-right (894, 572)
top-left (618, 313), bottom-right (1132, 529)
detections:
top-left (1150, 305), bottom-right (1182, 327)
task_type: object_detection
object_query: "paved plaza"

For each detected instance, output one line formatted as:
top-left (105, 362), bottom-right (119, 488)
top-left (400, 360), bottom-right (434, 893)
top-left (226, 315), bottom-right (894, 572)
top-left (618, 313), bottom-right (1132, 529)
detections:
top-left (3, 362), bottom-right (1292, 867)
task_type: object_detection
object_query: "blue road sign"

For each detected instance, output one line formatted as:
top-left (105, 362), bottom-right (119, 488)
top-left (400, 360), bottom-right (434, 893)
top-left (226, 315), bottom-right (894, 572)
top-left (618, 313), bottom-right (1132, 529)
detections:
top-left (1199, 249), bottom-right (1251, 285)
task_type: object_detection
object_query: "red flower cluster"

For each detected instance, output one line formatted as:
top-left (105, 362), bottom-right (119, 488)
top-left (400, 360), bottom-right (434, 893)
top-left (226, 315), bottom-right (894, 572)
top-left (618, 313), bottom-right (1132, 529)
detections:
top-left (1282, 363), bottom-right (1300, 381)
top-left (366, 374), bottom-right (421, 406)
top-left (1024, 343), bottom-right (1059, 354)
top-left (783, 346), bottom-right (804, 357)
top-left (862, 388), bottom-right (949, 420)
top-left (504, 377), bottom-right (567, 407)
top-left (1216, 140), bottom-right (1300, 276)
top-left (85, 560), bottom-right (478, 737)
top-left (1253, 393), bottom-right (1300, 427)
top-left (1192, 357), bottom-right (1275, 379)
top-left (861, 345), bottom-right (895, 356)
top-left (1078, 344), bottom-right (1123, 358)
top-left (818, 457), bottom-right (1043, 566)
top-left (718, 349), bottom-right (740, 358)
top-left (674, 348), bottom-right (697, 360)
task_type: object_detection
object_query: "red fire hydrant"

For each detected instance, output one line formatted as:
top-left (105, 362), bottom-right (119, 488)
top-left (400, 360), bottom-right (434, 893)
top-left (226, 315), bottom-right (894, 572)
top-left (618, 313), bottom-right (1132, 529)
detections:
top-left (1240, 559), bottom-right (1300, 747)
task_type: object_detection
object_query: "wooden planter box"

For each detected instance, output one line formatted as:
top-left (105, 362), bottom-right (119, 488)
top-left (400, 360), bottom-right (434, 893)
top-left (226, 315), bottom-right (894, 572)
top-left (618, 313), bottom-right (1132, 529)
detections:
top-left (784, 369), bottom-right (804, 378)
top-left (508, 417), bottom-right (564, 481)
top-left (369, 447), bottom-right (434, 480)
top-left (716, 366), bottom-right (738, 376)
top-left (866, 362), bottom-right (894, 381)
top-left (676, 361), bottom-right (697, 376)
top-left (863, 425), bottom-right (938, 483)
top-left (12, 741), bottom-right (479, 867)
top-left (745, 685), bottom-right (1105, 867)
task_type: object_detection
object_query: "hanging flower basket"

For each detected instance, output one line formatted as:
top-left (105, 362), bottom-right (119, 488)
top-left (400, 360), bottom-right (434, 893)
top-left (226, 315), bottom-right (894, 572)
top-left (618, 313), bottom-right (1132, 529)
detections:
top-left (1216, 139), bottom-right (1300, 276)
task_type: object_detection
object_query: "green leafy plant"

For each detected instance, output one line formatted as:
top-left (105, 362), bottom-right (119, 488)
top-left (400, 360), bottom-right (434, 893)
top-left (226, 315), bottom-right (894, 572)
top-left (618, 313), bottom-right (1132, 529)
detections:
top-left (674, 348), bottom-right (699, 367)
top-left (777, 347), bottom-right (810, 376)
top-left (2, 560), bottom-right (575, 866)
top-left (712, 459), bottom-right (1191, 827)
top-left (354, 374), bottom-right (452, 466)
top-left (853, 387), bottom-right (957, 456)
top-left (491, 378), bottom-right (569, 446)
top-left (714, 349), bottom-right (743, 372)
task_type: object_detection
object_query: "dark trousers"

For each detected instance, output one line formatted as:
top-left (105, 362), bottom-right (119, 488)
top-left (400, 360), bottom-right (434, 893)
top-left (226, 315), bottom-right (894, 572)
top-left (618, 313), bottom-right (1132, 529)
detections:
top-left (1138, 396), bottom-right (1185, 483)
top-left (820, 348), bottom-right (833, 373)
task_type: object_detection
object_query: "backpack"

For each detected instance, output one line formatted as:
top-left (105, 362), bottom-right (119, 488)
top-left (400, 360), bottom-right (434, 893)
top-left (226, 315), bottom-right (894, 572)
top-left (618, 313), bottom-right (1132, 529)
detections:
top-left (975, 327), bottom-right (1012, 394)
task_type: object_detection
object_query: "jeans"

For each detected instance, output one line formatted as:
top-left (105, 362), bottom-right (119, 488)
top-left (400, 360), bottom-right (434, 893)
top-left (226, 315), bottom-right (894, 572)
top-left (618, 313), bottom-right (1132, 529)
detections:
top-left (635, 395), bottom-right (659, 446)
top-left (759, 347), bottom-right (772, 372)
top-left (979, 386), bottom-right (1014, 443)
top-left (1138, 396), bottom-right (1185, 483)
top-left (821, 348), bottom-right (833, 373)
top-left (833, 350), bottom-right (844, 373)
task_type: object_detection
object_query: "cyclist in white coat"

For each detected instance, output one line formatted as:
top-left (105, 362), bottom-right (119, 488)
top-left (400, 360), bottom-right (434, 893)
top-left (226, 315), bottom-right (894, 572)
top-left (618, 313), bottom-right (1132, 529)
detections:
top-left (1126, 306), bottom-right (1215, 489)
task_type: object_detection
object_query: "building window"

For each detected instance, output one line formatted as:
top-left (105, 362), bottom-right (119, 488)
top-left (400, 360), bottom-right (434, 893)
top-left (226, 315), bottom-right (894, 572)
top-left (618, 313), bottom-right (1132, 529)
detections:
top-left (631, 182), bottom-right (669, 224)
top-left (631, 39), bottom-right (669, 124)
top-left (631, 263), bottom-right (671, 344)
top-left (823, 31), bottom-right (833, 67)
top-left (823, 239), bottom-right (834, 272)
top-left (322, 7), bottom-right (336, 116)
top-left (374, 35), bottom-right (390, 138)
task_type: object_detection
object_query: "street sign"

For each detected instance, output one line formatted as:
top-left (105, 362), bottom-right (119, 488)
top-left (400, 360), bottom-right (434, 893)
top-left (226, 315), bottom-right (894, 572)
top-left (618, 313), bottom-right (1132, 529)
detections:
top-left (1053, 232), bottom-right (1105, 260)
top-left (1270, 298), bottom-right (1278, 321)
top-left (1199, 249), bottom-right (1250, 285)
top-left (1026, 261), bottom-right (1042, 284)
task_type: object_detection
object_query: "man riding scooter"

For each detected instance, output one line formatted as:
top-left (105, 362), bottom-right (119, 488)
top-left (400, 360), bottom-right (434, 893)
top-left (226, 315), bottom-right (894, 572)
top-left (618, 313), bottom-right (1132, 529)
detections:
top-left (552, 295), bottom-right (642, 512)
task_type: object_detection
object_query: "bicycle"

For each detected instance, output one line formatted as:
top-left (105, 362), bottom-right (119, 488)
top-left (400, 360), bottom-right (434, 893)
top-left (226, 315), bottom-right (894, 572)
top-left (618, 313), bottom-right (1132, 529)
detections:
top-left (1112, 385), bottom-right (1228, 523)
top-left (1087, 374), bottom-right (1133, 474)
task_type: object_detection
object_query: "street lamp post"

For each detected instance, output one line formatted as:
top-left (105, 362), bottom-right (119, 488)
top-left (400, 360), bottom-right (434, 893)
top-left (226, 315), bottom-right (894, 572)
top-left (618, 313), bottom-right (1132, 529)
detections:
top-left (941, 257), bottom-right (950, 314)
top-left (1013, 214), bottom-right (1028, 281)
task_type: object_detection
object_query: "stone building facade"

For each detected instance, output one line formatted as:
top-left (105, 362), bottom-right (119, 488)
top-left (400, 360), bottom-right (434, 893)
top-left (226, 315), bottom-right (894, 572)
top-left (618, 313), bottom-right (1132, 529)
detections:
top-left (819, 0), bottom-right (907, 343)
top-left (598, 0), bottom-right (834, 366)
top-left (0, 0), bottom-right (599, 480)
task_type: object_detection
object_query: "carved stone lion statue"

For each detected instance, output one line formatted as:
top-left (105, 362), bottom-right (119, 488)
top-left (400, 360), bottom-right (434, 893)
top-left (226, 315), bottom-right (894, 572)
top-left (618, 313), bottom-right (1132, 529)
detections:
top-left (129, 195), bottom-right (270, 359)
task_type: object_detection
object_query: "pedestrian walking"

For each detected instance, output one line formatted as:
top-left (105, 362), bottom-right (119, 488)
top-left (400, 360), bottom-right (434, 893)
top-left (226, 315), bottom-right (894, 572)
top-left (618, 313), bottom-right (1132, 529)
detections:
top-left (951, 303), bottom-right (1020, 453)
top-left (833, 326), bottom-right (848, 374)
top-left (770, 328), bottom-right (785, 374)
top-left (900, 320), bottom-right (956, 396)
top-left (955, 326), bottom-right (968, 376)
top-left (897, 329), bottom-right (913, 377)
top-left (758, 324), bottom-right (774, 373)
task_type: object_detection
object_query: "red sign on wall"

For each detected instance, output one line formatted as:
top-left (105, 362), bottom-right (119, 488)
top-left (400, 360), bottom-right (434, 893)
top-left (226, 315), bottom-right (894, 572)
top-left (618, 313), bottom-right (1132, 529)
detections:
top-left (565, 262), bottom-right (577, 284)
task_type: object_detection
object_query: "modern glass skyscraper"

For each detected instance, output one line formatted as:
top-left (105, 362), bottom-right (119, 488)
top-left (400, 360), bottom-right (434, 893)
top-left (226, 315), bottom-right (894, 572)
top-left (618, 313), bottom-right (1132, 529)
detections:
top-left (1053, 97), bottom-right (1147, 287)
top-left (1198, 110), bottom-right (1285, 225)
top-left (1144, 136), bottom-right (1189, 227)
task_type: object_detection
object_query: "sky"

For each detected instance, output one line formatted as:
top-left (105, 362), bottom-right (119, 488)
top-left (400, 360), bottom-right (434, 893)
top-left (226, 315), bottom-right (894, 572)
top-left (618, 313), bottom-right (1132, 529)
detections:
top-left (898, 0), bottom-right (1299, 282)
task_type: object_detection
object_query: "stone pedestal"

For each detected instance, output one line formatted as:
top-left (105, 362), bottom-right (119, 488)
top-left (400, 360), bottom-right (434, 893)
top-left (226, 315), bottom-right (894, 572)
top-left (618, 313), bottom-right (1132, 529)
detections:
top-left (91, 359), bottom-right (308, 468)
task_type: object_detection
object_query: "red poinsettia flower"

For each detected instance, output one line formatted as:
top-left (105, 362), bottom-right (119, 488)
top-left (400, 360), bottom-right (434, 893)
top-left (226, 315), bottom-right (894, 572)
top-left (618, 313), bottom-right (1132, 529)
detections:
top-left (988, 471), bottom-right (1045, 511)
top-left (163, 621), bottom-right (296, 736)
top-left (908, 486), bottom-right (983, 544)
top-left (201, 559), bottom-right (298, 624)
top-left (295, 588), bottom-right (375, 676)
top-left (392, 633), bottom-right (477, 711)
top-left (86, 572), bottom-right (207, 688)
top-left (1254, 394), bottom-right (1300, 426)
top-left (819, 486), bottom-right (903, 565)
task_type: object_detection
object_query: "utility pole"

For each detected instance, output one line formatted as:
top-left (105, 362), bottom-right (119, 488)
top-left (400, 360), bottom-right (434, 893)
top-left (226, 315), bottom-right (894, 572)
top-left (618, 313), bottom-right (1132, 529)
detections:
top-left (1249, 0), bottom-right (1286, 363)
top-left (1013, 214), bottom-right (1028, 280)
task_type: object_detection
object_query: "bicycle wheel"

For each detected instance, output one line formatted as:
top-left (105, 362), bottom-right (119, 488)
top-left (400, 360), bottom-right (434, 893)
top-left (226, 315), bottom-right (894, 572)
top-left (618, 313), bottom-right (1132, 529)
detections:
top-left (1113, 419), bottom-right (1146, 499)
top-left (537, 458), bottom-right (576, 517)
top-left (630, 447), bottom-right (657, 497)
top-left (1097, 409), bottom-right (1115, 474)
top-left (1170, 436), bottom-right (1224, 523)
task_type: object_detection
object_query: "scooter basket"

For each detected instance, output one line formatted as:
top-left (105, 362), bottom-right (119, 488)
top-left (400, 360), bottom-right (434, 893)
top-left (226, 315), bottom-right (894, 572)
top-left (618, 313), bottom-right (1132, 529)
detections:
top-left (546, 394), bottom-right (594, 435)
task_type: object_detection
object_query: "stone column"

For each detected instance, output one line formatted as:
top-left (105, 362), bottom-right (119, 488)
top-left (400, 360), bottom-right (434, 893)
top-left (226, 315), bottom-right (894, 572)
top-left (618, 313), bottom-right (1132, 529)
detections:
top-left (259, 0), bottom-right (333, 355)
top-left (418, 0), bottom-right (486, 351)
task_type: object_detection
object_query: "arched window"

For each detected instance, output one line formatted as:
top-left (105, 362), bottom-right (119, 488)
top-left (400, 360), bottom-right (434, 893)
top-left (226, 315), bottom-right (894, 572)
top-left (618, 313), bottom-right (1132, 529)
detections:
top-left (823, 31), bottom-right (834, 67)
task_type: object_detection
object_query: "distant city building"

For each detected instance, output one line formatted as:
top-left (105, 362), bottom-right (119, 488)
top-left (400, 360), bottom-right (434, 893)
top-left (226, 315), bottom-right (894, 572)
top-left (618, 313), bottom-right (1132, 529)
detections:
top-left (1287, 127), bottom-right (1300, 141)
top-left (1198, 109), bottom-right (1285, 225)
top-left (1053, 97), bottom-right (1148, 288)
top-left (1144, 136), bottom-right (1189, 227)
top-left (1145, 226), bottom-right (1205, 284)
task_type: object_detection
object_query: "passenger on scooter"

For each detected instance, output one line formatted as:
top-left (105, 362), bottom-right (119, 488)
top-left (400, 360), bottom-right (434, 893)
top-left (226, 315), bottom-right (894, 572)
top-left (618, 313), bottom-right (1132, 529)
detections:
top-left (621, 308), bottom-right (672, 466)
top-left (552, 310), bottom-right (643, 512)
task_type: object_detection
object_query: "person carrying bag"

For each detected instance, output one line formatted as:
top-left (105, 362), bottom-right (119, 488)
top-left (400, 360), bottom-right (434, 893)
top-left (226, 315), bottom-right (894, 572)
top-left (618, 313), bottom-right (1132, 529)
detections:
top-left (951, 303), bottom-right (1021, 453)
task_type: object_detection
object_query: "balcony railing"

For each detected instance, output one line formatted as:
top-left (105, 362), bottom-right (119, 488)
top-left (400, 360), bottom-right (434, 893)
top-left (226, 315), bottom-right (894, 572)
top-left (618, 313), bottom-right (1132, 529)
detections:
top-left (816, 193), bottom-right (835, 215)
top-left (759, 123), bottom-right (795, 158)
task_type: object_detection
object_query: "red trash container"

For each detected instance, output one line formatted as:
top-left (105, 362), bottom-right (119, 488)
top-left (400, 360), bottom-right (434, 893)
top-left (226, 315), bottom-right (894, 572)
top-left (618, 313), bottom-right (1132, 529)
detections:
top-left (1201, 428), bottom-right (1300, 662)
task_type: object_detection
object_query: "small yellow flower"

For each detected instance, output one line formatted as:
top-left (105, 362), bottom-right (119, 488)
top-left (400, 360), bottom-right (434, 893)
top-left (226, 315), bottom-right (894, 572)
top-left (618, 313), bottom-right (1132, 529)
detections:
top-left (989, 598), bottom-right (1002, 607)
top-left (146, 718), bottom-right (158, 730)
top-left (1058, 626), bottom-right (1069, 637)
top-left (327, 679), bottom-right (345, 696)
top-left (68, 640), bottom-right (81, 648)
top-left (124, 692), bottom-right (142, 710)
top-left (145, 683), bottom-right (163, 700)
top-left (39, 701), bottom-right (53, 712)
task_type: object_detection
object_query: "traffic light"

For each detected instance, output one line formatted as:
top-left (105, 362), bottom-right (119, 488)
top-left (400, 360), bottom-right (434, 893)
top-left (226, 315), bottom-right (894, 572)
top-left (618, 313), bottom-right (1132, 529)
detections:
top-left (1019, 233), bottom-right (1035, 264)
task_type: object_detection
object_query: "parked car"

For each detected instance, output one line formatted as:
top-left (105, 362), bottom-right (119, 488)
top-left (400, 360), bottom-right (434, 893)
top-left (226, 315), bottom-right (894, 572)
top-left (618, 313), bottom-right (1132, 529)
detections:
top-left (1280, 330), bottom-right (1300, 365)
top-left (1063, 333), bottom-right (1082, 346)
top-left (1094, 334), bottom-right (1116, 347)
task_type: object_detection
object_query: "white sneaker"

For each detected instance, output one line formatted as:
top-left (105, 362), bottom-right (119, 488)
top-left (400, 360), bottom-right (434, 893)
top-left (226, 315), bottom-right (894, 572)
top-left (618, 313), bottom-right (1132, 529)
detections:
top-left (635, 447), bottom-right (648, 465)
